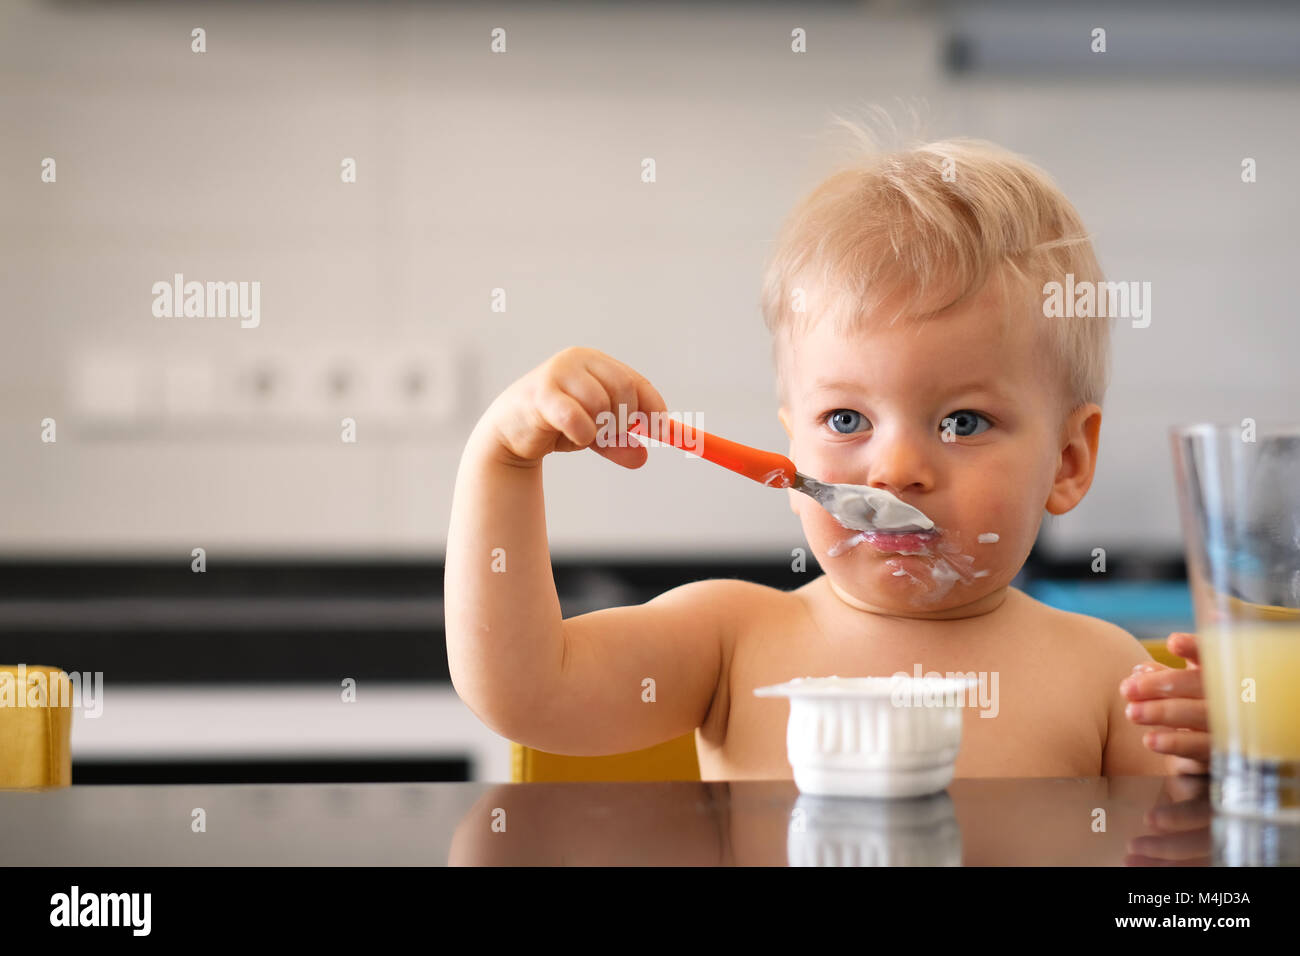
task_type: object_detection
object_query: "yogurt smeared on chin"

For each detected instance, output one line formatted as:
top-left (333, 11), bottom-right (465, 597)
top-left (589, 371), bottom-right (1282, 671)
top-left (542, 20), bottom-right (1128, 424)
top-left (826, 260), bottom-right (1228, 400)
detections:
top-left (827, 526), bottom-right (990, 606)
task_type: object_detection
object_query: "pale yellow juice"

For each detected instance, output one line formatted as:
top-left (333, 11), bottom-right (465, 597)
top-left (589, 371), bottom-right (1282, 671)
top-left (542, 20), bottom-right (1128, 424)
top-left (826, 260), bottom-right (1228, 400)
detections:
top-left (1199, 623), bottom-right (1300, 762)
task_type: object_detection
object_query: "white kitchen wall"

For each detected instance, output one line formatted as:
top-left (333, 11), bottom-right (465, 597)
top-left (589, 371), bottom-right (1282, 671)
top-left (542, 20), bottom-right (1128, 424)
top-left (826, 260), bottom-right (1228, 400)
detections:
top-left (3, 1), bottom-right (1297, 559)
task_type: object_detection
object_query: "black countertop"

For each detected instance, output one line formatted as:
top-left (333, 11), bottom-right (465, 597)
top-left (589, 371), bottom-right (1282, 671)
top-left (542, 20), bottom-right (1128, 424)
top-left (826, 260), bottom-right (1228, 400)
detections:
top-left (2, 775), bottom-right (1294, 866)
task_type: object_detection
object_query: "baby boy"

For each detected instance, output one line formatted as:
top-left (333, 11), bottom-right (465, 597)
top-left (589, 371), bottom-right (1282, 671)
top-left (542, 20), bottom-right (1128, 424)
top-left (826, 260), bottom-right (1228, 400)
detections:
top-left (445, 136), bottom-right (1208, 780)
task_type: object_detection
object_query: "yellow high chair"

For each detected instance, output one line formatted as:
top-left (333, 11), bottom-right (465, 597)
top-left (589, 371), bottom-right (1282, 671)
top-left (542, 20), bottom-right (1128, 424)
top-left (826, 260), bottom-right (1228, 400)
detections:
top-left (510, 732), bottom-right (701, 783)
top-left (0, 665), bottom-right (73, 789)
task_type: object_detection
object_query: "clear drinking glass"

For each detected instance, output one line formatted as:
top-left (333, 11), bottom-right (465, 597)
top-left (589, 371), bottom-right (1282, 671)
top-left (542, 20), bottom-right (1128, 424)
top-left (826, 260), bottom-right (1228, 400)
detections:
top-left (1170, 423), bottom-right (1300, 822)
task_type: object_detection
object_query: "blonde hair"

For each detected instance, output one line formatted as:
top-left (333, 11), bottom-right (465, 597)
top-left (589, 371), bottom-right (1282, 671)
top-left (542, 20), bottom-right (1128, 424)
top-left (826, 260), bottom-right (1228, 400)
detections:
top-left (761, 130), bottom-right (1109, 416)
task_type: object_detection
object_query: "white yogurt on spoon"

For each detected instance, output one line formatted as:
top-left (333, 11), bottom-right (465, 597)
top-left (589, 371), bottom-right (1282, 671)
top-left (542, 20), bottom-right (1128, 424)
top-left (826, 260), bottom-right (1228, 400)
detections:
top-left (825, 483), bottom-right (935, 533)
top-left (811, 480), bottom-right (936, 559)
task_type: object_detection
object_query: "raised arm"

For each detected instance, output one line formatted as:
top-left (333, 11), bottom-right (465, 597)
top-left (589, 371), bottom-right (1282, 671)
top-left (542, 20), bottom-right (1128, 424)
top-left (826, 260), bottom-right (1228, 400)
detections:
top-left (444, 347), bottom-right (728, 753)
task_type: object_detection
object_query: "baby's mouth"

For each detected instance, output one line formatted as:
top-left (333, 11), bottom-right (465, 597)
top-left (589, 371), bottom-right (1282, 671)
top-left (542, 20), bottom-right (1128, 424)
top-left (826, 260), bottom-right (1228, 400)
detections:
top-left (861, 530), bottom-right (938, 554)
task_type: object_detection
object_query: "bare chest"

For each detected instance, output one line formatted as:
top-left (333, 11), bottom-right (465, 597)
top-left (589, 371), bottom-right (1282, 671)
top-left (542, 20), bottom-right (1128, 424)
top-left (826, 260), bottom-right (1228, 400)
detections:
top-left (696, 588), bottom-right (1106, 781)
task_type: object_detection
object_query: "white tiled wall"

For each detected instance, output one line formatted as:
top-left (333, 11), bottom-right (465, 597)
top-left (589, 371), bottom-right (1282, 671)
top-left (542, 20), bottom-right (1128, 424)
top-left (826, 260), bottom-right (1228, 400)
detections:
top-left (3, 2), bottom-right (1298, 559)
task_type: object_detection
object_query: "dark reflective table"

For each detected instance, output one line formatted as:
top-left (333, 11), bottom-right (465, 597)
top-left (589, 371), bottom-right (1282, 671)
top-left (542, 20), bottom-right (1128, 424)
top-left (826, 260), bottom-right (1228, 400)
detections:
top-left (1, 776), bottom-right (1296, 865)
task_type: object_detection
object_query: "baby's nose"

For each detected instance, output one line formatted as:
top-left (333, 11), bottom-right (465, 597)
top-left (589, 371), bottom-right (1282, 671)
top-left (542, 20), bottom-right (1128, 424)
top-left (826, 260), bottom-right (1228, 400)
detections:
top-left (865, 434), bottom-right (932, 494)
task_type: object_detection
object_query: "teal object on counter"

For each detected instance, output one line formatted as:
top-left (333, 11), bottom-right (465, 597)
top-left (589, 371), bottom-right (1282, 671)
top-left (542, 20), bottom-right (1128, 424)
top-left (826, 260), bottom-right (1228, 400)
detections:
top-left (1026, 580), bottom-right (1194, 633)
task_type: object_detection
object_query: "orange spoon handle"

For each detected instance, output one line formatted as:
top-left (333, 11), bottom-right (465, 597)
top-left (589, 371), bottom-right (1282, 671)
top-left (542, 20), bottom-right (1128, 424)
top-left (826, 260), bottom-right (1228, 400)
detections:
top-left (628, 416), bottom-right (796, 487)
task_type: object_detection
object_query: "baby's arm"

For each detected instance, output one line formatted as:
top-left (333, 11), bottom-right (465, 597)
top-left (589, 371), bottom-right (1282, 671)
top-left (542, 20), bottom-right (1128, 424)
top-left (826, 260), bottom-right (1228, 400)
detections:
top-left (1098, 624), bottom-right (1172, 776)
top-left (520, 578), bottom-right (746, 754)
top-left (444, 347), bottom-right (728, 754)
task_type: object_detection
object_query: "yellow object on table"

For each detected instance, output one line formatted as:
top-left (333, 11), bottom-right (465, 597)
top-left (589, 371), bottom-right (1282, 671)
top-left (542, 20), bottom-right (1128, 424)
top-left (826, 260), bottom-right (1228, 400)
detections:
top-left (511, 731), bottom-right (700, 783)
top-left (1140, 637), bottom-right (1187, 669)
top-left (0, 665), bottom-right (73, 789)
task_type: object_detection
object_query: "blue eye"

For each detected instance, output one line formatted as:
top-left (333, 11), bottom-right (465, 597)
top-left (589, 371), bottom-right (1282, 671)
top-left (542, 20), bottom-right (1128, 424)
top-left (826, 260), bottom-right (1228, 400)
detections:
top-left (941, 410), bottom-right (991, 438)
top-left (824, 409), bottom-right (869, 434)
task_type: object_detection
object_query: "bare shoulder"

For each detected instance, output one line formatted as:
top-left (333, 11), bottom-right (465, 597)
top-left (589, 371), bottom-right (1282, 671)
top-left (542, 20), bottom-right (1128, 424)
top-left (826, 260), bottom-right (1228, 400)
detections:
top-left (1011, 587), bottom-right (1151, 669)
top-left (647, 573), bottom-right (789, 621)
top-left (1009, 591), bottom-right (1173, 776)
top-left (654, 576), bottom-right (791, 612)
top-left (1012, 588), bottom-right (1165, 771)
top-left (666, 577), bottom-right (801, 738)
top-left (661, 577), bottom-right (803, 661)
top-left (660, 577), bottom-right (797, 627)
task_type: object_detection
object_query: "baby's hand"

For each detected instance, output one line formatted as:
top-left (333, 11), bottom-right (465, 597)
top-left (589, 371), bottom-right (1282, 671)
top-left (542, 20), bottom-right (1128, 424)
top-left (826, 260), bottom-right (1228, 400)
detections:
top-left (483, 347), bottom-right (668, 469)
top-left (1120, 632), bottom-right (1210, 775)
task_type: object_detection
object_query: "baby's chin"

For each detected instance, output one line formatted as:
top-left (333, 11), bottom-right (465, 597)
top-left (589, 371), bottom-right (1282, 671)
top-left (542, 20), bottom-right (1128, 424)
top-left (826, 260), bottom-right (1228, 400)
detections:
top-left (824, 560), bottom-right (1001, 617)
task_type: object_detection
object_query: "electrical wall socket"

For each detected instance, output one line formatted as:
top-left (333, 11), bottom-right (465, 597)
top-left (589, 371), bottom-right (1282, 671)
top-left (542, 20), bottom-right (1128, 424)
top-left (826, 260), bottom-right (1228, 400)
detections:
top-left (69, 350), bottom-right (150, 426)
top-left (67, 344), bottom-right (463, 437)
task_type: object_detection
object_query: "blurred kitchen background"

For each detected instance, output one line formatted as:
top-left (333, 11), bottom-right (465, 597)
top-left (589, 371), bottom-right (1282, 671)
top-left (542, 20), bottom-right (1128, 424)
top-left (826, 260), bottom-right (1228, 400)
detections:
top-left (2, 0), bottom-right (1298, 783)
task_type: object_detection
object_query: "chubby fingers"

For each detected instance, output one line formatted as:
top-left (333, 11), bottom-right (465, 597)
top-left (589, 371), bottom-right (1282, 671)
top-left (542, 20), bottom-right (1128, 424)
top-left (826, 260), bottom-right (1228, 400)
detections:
top-left (1142, 729), bottom-right (1212, 763)
top-left (1125, 697), bottom-right (1208, 731)
top-left (1166, 631), bottom-right (1200, 667)
top-left (1119, 663), bottom-right (1202, 702)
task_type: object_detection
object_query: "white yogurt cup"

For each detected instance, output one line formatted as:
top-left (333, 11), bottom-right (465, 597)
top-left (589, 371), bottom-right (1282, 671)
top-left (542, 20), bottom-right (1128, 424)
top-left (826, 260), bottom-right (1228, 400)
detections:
top-left (754, 676), bottom-right (977, 798)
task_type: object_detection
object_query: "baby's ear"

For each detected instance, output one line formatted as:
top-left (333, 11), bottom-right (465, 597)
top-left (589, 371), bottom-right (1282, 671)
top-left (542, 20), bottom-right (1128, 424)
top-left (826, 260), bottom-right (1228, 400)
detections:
top-left (1045, 403), bottom-right (1102, 516)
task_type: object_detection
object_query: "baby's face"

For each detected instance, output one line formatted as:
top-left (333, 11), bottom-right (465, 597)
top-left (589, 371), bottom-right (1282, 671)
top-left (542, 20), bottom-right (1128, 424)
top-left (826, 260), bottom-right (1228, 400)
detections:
top-left (777, 280), bottom-right (1099, 618)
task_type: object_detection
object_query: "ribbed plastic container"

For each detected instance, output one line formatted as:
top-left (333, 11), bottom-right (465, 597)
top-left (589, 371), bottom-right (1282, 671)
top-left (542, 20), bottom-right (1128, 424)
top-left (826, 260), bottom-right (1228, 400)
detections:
top-left (754, 676), bottom-right (977, 798)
